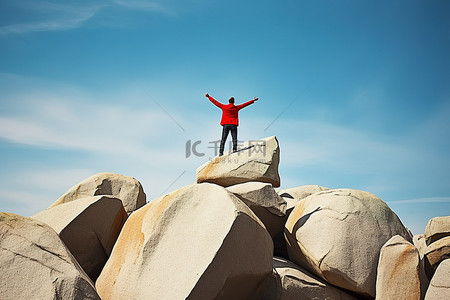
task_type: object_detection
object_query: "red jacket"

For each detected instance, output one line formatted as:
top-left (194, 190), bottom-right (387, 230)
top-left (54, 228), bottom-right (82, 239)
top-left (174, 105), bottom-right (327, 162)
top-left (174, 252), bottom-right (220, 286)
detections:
top-left (208, 96), bottom-right (255, 126)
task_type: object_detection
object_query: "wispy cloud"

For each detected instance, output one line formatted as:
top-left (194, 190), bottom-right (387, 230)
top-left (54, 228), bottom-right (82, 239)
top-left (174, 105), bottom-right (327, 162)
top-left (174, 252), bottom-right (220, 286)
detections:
top-left (0, 0), bottom-right (178, 36)
top-left (0, 97), bottom-right (175, 157)
top-left (261, 118), bottom-right (416, 172)
top-left (386, 197), bottom-right (450, 205)
top-left (0, 74), bottom-right (187, 156)
top-left (0, 3), bottom-right (104, 35)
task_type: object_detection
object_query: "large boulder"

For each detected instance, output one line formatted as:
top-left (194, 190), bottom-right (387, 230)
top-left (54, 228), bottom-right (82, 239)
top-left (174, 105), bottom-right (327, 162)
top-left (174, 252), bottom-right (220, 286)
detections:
top-left (33, 196), bottom-right (128, 282)
top-left (273, 184), bottom-right (329, 258)
top-left (96, 183), bottom-right (273, 300)
top-left (226, 181), bottom-right (286, 238)
top-left (376, 235), bottom-right (428, 300)
top-left (424, 236), bottom-right (450, 278)
top-left (285, 189), bottom-right (411, 298)
top-left (425, 258), bottom-right (450, 300)
top-left (261, 257), bottom-right (358, 300)
top-left (425, 216), bottom-right (450, 246)
top-left (196, 136), bottom-right (281, 187)
top-left (49, 172), bottom-right (146, 215)
top-left (0, 212), bottom-right (100, 299)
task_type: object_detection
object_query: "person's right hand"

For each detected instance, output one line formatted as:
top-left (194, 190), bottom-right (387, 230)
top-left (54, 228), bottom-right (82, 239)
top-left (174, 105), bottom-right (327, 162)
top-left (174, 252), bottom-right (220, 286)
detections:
top-left (253, 97), bottom-right (259, 101)
top-left (205, 93), bottom-right (209, 98)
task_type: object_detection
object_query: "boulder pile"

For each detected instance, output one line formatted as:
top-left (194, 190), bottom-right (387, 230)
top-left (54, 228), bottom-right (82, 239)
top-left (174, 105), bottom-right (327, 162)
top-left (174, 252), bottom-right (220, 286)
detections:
top-left (1, 136), bottom-right (448, 299)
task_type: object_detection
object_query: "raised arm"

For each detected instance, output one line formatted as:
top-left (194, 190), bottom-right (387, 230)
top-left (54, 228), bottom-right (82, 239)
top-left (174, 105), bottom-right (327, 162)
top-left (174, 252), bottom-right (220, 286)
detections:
top-left (205, 93), bottom-right (224, 109)
top-left (237, 97), bottom-right (259, 110)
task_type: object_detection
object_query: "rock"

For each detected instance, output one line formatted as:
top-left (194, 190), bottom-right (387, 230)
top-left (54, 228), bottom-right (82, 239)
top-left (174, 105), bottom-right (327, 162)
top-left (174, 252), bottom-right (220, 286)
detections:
top-left (424, 258), bottom-right (450, 300)
top-left (0, 212), bottom-right (100, 300)
top-left (96, 183), bottom-right (273, 300)
top-left (406, 227), bottom-right (415, 243)
top-left (272, 185), bottom-right (330, 259)
top-left (196, 136), bottom-right (281, 187)
top-left (227, 181), bottom-right (286, 237)
top-left (278, 185), bottom-right (330, 210)
top-left (227, 181), bottom-right (287, 258)
top-left (376, 235), bottom-right (428, 300)
top-left (261, 257), bottom-right (358, 300)
top-left (414, 234), bottom-right (428, 259)
top-left (285, 189), bottom-right (411, 298)
top-left (425, 216), bottom-right (450, 246)
top-left (33, 196), bottom-right (128, 282)
top-left (49, 172), bottom-right (146, 215)
top-left (424, 236), bottom-right (450, 278)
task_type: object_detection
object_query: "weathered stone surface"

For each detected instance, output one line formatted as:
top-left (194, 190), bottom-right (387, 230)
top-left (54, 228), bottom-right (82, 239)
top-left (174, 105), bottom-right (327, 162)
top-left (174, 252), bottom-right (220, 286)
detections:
top-left (0, 212), bottom-right (100, 300)
top-left (261, 257), bottom-right (357, 300)
top-left (96, 183), bottom-right (273, 300)
top-left (414, 234), bottom-right (428, 259)
top-left (424, 236), bottom-right (450, 278)
top-left (196, 136), bottom-right (281, 187)
top-left (425, 258), bottom-right (450, 300)
top-left (271, 185), bottom-right (329, 258)
top-left (227, 181), bottom-right (286, 238)
top-left (285, 189), bottom-right (411, 298)
top-left (406, 227), bottom-right (415, 242)
top-left (278, 185), bottom-right (330, 210)
top-left (376, 235), bottom-right (428, 300)
top-left (33, 196), bottom-right (128, 282)
top-left (49, 172), bottom-right (146, 215)
top-left (425, 216), bottom-right (450, 246)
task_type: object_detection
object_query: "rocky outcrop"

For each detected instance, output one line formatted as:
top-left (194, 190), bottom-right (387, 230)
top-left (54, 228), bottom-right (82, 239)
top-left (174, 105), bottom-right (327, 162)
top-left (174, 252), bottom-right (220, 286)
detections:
top-left (261, 257), bottom-right (358, 300)
top-left (227, 181), bottom-right (287, 258)
top-left (423, 217), bottom-right (450, 279)
top-left (33, 196), bottom-right (128, 282)
top-left (0, 212), bottom-right (100, 300)
top-left (3, 136), bottom-right (447, 300)
top-left (96, 183), bottom-right (273, 300)
top-left (425, 258), bottom-right (450, 300)
top-left (49, 172), bottom-right (146, 215)
top-left (227, 181), bottom-right (286, 238)
top-left (270, 184), bottom-right (329, 259)
top-left (285, 189), bottom-right (411, 298)
top-left (196, 136), bottom-right (281, 187)
top-left (424, 236), bottom-right (450, 278)
top-left (376, 235), bottom-right (428, 300)
top-left (425, 216), bottom-right (450, 246)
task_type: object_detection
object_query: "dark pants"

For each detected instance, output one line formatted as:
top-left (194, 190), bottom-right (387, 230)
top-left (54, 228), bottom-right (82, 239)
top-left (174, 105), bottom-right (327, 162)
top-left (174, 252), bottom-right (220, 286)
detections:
top-left (220, 124), bottom-right (238, 155)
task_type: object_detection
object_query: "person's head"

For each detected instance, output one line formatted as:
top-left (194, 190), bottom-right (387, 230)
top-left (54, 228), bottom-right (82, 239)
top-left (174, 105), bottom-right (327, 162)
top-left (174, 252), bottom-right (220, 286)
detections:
top-left (228, 97), bottom-right (235, 104)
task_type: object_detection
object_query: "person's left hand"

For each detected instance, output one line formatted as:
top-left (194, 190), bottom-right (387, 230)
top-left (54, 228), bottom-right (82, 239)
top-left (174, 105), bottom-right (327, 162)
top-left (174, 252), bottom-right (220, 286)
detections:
top-left (205, 93), bottom-right (210, 98)
top-left (253, 97), bottom-right (259, 101)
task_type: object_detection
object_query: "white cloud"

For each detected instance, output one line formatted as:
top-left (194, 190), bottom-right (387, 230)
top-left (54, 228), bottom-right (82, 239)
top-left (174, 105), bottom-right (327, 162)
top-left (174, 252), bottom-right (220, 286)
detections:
top-left (9, 168), bottom-right (97, 193)
top-left (0, 189), bottom-right (52, 216)
top-left (0, 94), bottom-right (178, 157)
top-left (386, 197), bottom-right (450, 205)
top-left (0, 0), bottom-right (192, 35)
top-left (0, 3), bottom-right (104, 35)
top-left (253, 118), bottom-right (416, 173)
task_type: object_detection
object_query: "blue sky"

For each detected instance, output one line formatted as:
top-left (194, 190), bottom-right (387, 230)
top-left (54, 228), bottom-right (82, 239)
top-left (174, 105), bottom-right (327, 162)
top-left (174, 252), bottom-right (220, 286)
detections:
top-left (0, 0), bottom-right (449, 235)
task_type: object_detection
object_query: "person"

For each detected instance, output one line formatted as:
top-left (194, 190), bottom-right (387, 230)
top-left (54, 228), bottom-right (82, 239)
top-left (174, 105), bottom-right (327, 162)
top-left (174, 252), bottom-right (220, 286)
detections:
top-left (205, 93), bottom-right (259, 156)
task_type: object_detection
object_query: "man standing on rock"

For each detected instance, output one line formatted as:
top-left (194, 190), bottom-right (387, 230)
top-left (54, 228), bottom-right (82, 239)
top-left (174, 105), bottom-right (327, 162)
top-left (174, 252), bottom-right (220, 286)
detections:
top-left (205, 93), bottom-right (259, 156)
